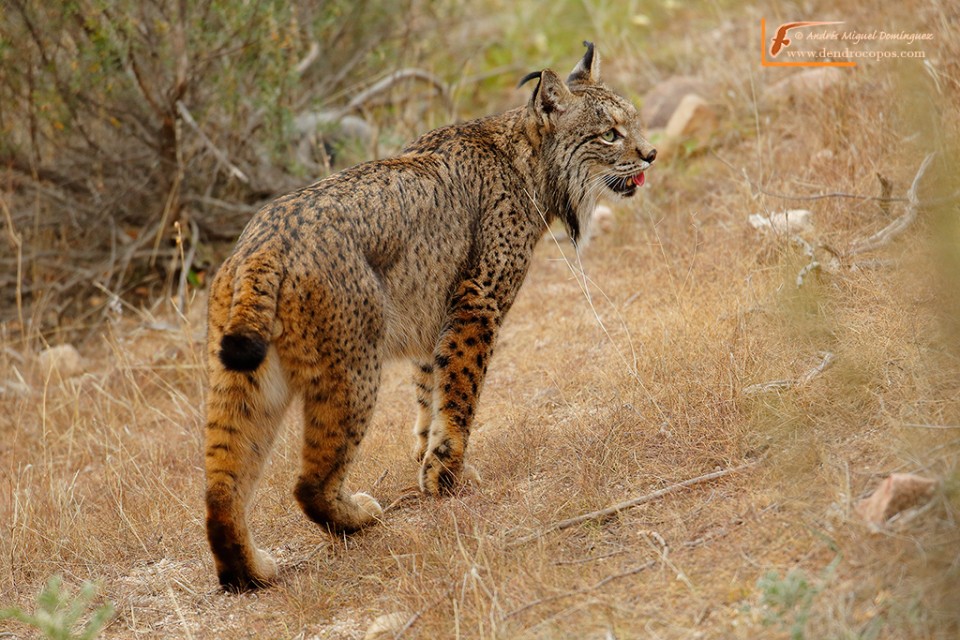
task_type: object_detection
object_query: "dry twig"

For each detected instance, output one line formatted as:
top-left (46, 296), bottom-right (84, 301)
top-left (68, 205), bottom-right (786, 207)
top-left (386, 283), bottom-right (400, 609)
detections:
top-left (791, 235), bottom-right (820, 287)
top-left (797, 351), bottom-right (837, 384)
top-left (849, 152), bottom-right (936, 255)
top-left (709, 151), bottom-right (908, 204)
top-left (294, 42), bottom-right (321, 76)
top-left (394, 587), bottom-right (455, 639)
top-left (757, 187), bottom-right (905, 204)
top-left (340, 68), bottom-right (453, 117)
top-left (511, 461), bottom-right (758, 546)
top-left (876, 172), bottom-right (894, 216)
top-left (176, 101), bottom-right (249, 184)
top-left (743, 351), bottom-right (835, 396)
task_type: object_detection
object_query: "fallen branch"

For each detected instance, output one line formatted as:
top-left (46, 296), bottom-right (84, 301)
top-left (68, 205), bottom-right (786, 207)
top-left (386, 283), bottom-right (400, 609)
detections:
top-left (709, 151), bottom-right (908, 204)
top-left (743, 351), bottom-right (835, 396)
top-left (294, 42), bottom-right (320, 76)
top-left (849, 152), bottom-right (935, 255)
top-left (791, 235), bottom-right (820, 288)
top-left (797, 351), bottom-right (836, 385)
top-left (876, 172), bottom-right (894, 216)
top-left (756, 187), bottom-right (905, 204)
top-left (340, 68), bottom-right (453, 117)
top-left (511, 462), bottom-right (758, 546)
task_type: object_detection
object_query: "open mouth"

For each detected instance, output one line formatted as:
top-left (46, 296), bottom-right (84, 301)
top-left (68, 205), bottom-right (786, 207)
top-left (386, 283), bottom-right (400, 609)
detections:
top-left (603, 171), bottom-right (645, 197)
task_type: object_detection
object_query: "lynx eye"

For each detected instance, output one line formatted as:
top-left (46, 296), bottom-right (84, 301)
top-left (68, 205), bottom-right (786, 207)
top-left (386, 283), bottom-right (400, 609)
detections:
top-left (600, 128), bottom-right (622, 143)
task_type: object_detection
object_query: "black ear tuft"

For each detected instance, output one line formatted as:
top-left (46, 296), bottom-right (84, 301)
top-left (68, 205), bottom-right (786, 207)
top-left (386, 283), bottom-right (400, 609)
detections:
top-left (581, 40), bottom-right (595, 69)
top-left (517, 70), bottom-right (543, 89)
top-left (567, 40), bottom-right (600, 86)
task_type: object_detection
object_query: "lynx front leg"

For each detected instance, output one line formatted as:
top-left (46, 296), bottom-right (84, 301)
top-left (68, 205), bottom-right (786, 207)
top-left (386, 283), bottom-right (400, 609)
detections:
top-left (420, 281), bottom-right (499, 494)
top-left (411, 361), bottom-right (434, 462)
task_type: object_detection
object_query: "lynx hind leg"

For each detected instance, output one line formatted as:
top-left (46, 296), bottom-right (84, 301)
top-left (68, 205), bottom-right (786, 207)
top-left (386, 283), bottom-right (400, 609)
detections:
top-left (205, 343), bottom-right (291, 591)
top-left (292, 350), bottom-right (384, 534)
top-left (411, 361), bottom-right (434, 462)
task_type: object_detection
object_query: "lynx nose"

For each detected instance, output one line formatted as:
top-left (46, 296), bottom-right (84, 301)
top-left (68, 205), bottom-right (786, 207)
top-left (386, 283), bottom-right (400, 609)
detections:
top-left (642, 148), bottom-right (657, 164)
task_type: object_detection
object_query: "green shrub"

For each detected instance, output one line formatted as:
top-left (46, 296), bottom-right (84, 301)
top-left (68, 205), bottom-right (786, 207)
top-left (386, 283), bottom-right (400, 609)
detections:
top-left (0, 0), bottom-right (415, 333)
top-left (0, 575), bottom-right (114, 640)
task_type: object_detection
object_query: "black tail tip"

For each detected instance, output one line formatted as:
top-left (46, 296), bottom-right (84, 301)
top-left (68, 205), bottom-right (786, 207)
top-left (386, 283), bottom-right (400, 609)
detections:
top-left (219, 333), bottom-right (268, 372)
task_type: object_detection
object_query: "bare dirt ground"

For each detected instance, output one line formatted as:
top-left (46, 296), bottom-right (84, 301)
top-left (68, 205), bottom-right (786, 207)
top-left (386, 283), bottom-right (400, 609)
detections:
top-left (2, 1), bottom-right (959, 638)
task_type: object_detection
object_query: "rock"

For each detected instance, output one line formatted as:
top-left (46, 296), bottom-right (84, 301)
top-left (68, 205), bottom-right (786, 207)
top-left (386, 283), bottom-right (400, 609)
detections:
top-left (856, 473), bottom-right (938, 526)
top-left (37, 344), bottom-right (84, 379)
top-left (364, 612), bottom-right (410, 639)
top-left (641, 77), bottom-right (708, 128)
top-left (814, 148), bottom-right (835, 162)
top-left (768, 67), bottom-right (843, 100)
top-left (664, 93), bottom-right (718, 144)
top-left (640, 77), bottom-right (720, 159)
top-left (748, 209), bottom-right (814, 234)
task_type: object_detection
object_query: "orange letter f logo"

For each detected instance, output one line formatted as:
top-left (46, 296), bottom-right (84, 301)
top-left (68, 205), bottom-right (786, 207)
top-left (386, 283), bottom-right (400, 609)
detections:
top-left (769, 21), bottom-right (843, 57)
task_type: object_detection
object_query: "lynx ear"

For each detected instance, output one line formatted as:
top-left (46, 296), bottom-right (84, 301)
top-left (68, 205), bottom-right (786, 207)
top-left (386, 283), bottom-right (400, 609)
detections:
top-left (527, 68), bottom-right (573, 118)
top-left (567, 40), bottom-right (600, 86)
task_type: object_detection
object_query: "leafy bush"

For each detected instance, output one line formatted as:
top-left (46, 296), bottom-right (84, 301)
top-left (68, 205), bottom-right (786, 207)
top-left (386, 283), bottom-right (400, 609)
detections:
top-left (0, 575), bottom-right (114, 640)
top-left (751, 555), bottom-right (841, 640)
top-left (0, 0), bottom-right (425, 332)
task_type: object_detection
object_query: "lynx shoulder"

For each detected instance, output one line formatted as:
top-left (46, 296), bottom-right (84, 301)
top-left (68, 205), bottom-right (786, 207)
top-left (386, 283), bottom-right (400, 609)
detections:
top-left (203, 42), bottom-right (656, 591)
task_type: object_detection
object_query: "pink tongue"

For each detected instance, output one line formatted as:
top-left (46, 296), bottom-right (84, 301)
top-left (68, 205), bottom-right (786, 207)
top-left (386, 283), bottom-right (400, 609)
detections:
top-left (632, 172), bottom-right (645, 187)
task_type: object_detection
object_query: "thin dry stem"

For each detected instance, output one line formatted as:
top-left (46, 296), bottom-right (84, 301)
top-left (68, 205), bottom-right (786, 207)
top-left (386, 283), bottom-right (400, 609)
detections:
top-left (1, 195), bottom-right (25, 335)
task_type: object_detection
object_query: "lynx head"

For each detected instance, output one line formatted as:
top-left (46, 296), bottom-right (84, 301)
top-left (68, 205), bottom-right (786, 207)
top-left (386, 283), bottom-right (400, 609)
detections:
top-left (520, 42), bottom-right (656, 245)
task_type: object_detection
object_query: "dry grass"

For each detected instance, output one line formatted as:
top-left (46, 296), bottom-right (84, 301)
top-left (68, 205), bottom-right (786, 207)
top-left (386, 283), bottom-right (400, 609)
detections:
top-left (2, 0), bottom-right (959, 638)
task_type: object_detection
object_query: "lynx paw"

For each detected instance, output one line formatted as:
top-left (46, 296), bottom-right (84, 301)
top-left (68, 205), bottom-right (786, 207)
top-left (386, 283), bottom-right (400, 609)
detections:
top-left (462, 462), bottom-right (482, 486)
top-left (419, 455), bottom-right (481, 495)
top-left (217, 547), bottom-right (278, 592)
top-left (351, 492), bottom-right (383, 526)
top-left (252, 548), bottom-right (279, 582)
